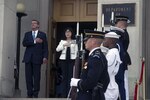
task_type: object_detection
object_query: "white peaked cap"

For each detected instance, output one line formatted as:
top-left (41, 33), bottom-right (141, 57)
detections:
top-left (105, 32), bottom-right (120, 39)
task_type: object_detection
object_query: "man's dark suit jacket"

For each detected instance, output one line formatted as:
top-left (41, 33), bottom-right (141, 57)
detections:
top-left (22, 31), bottom-right (48, 64)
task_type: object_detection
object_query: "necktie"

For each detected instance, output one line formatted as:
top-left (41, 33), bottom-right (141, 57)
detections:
top-left (32, 31), bottom-right (36, 39)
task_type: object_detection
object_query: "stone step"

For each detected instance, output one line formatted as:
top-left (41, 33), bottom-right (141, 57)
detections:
top-left (0, 98), bottom-right (71, 100)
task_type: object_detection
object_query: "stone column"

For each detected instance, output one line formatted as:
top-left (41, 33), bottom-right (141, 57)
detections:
top-left (144, 0), bottom-right (150, 99)
top-left (0, 0), bottom-right (17, 97)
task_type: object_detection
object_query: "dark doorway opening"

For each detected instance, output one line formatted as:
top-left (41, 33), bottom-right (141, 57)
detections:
top-left (53, 21), bottom-right (97, 97)
top-left (56, 22), bottom-right (97, 45)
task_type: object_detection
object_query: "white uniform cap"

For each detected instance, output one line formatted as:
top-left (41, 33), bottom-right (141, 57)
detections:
top-left (105, 32), bottom-right (120, 39)
top-left (110, 26), bottom-right (125, 33)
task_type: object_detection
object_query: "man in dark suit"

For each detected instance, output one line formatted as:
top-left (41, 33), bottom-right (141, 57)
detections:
top-left (70, 30), bottom-right (110, 100)
top-left (22, 19), bottom-right (48, 98)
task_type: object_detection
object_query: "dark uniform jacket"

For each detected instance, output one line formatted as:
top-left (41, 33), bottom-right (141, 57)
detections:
top-left (76, 48), bottom-right (109, 100)
top-left (111, 29), bottom-right (131, 68)
top-left (122, 29), bottom-right (131, 66)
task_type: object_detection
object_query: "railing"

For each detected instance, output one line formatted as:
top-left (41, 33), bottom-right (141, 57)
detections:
top-left (134, 58), bottom-right (145, 100)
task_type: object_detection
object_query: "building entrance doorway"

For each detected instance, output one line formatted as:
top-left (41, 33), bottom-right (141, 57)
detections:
top-left (47, 0), bottom-right (98, 97)
top-left (48, 22), bottom-right (97, 97)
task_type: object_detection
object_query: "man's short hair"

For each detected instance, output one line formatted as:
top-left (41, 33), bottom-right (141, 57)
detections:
top-left (32, 19), bottom-right (40, 25)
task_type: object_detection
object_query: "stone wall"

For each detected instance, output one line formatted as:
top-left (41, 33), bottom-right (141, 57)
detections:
top-left (0, 0), bottom-right (17, 97)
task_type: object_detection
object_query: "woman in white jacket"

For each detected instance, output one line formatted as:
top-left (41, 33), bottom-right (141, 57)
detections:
top-left (103, 32), bottom-right (122, 100)
top-left (56, 28), bottom-right (78, 97)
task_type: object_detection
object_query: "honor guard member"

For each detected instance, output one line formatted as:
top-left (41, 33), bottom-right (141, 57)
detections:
top-left (110, 16), bottom-right (131, 100)
top-left (70, 30), bottom-right (110, 100)
top-left (103, 32), bottom-right (122, 100)
top-left (114, 16), bottom-right (131, 66)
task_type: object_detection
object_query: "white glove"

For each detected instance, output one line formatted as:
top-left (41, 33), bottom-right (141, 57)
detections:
top-left (70, 78), bottom-right (80, 87)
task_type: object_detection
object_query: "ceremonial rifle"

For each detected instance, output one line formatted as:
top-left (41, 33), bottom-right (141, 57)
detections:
top-left (69, 33), bottom-right (85, 100)
top-left (110, 11), bottom-right (115, 26)
top-left (67, 22), bottom-right (85, 100)
top-left (102, 13), bottom-right (105, 32)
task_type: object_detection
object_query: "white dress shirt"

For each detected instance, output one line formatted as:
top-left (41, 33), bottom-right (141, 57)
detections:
top-left (32, 30), bottom-right (38, 43)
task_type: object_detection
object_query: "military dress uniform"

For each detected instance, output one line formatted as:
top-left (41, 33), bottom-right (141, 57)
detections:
top-left (110, 27), bottom-right (126, 100)
top-left (76, 48), bottom-right (108, 100)
top-left (111, 15), bottom-right (131, 100)
top-left (113, 16), bottom-right (131, 66)
top-left (118, 18), bottom-right (131, 100)
top-left (103, 32), bottom-right (122, 100)
top-left (121, 29), bottom-right (131, 66)
top-left (121, 29), bottom-right (131, 100)
top-left (70, 30), bottom-right (110, 100)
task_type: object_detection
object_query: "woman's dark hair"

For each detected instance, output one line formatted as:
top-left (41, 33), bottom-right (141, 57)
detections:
top-left (63, 27), bottom-right (75, 40)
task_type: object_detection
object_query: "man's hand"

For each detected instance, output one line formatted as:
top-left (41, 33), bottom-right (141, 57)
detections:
top-left (43, 58), bottom-right (48, 64)
top-left (35, 38), bottom-right (43, 43)
top-left (70, 78), bottom-right (80, 87)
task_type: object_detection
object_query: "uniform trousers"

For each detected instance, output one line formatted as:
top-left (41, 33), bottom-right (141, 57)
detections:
top-left (77, 89), bottom-right (105, 100)
top-left (124, 70), bottom-right (129, 100)
top-left (115, 63), bottom-right (126, 100)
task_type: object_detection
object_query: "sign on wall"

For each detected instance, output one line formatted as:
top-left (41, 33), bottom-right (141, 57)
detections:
top-left (102, 3), bottom-right (135, 25)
